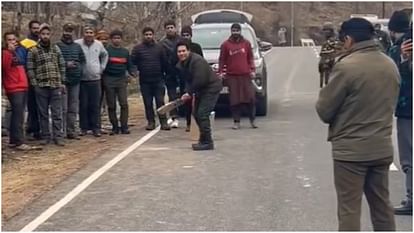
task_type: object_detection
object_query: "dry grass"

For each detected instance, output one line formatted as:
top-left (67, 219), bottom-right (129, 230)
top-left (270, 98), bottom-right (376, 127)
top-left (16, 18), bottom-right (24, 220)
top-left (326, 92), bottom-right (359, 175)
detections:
top-left (1, 93), bottom-right (146, 222)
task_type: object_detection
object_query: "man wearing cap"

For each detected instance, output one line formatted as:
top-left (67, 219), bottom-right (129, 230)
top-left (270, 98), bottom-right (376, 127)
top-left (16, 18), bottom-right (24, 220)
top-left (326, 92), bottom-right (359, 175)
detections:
top-left (75, 26), bottom-right (108, 137)
top-left (181, 25), bottom-right (204, 132)
top-left (388, 10), bottom-right (413, 216)
top-left (219, 23), bottom-right (257, 129)
top-left (27, 24), bottom-right (66, 146)
top-left (316, 18), bottom-right (400, 231)
top-left (57, 23), bottom-right (86, 140)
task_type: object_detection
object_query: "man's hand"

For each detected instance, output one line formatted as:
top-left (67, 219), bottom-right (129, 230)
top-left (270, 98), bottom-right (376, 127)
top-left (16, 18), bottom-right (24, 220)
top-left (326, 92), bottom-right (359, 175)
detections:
top-left (67, 61), bottom-right (77, 68)
top-left (61, 84), bottom-right (67, 94)
top-left (250, 72), bottom-right (256, 79)
top-left (218, 73), bottom-right (225, 80)
top-left (181, 93), bottom-right (192, 102)
top-left (401, 39), bottom-right (412, 60)
top-left (7, 43), bottom-right (16, 52)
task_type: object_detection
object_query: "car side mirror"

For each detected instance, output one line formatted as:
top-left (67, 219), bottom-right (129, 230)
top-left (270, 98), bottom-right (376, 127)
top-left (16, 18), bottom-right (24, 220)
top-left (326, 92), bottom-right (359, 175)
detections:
top-left (259, 41), bottom-right (272, 52)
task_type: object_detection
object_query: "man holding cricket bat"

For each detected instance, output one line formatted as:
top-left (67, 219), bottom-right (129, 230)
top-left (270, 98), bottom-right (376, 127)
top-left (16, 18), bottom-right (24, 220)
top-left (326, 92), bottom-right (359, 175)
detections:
top-left (176, 41), bottom-right (222, 151)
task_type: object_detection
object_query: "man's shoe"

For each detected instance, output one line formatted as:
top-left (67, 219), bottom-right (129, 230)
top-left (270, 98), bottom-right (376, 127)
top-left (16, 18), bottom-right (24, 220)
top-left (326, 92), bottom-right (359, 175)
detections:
top-left (146, 122), bottom-right (156, 131)
top-left (161, 123), bottom-right (171, 131)
top-left (250, 120), bottom-right (258, 129)
top-left (67, 134), bottom-right (81, 140)
top-left (54, 139), bottom-right (65, 147)
top-left (79, 130), bottom-right (88, 136)
top-left (93, 131), bottom-right (102, 137)
top-left (171, 119), bottom-right (179, 128)
top-left (232, 122), bottom-right (240, 130)
top-left (192, 142), bottom-right (214, 151)
top-left (121, 129), bottom-right (130, 134)
top-left (394, 201), bottom-right (413, 215)
top-left (39, 139), bottom-right (51, 145)
top-left (110, 127), bottom-right (120, 136)
top-left (185, 125), bottom-right (191, 132)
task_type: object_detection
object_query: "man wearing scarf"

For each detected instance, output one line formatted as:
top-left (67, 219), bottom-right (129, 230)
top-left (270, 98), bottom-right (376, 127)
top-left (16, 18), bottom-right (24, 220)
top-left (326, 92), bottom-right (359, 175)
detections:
top-left (57, 23), bottom-right (86, 140)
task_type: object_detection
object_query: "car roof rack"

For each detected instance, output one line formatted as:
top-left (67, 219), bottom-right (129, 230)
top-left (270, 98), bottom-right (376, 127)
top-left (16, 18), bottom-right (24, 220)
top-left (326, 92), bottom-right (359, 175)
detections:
top-left (191, 9), bottom-right (253, 25)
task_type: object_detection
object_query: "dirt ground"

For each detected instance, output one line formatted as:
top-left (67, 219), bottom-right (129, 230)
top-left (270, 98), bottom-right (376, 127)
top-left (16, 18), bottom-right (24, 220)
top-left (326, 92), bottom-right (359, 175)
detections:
top-left (1, 92), bottom-right (147, 223)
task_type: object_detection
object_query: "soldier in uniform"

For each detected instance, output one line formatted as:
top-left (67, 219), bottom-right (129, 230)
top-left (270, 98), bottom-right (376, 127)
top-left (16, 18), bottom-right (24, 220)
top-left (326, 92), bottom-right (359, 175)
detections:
top-left (318, 22), bottom-right (342, 88)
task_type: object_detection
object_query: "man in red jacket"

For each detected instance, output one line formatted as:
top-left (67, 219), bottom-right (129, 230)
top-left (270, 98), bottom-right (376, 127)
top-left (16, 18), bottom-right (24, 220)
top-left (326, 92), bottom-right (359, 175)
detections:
top-left (219, 23), bottom-right (257, 129)
top-left (2, 32), bottom-right (36, 150)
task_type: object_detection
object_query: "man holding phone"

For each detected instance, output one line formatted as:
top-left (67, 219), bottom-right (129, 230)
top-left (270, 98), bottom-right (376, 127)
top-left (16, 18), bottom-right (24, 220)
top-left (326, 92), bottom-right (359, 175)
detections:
top-left (388, 10), bottom-right (413, 216)
top-left (57, 23), bottom-right (86, 140)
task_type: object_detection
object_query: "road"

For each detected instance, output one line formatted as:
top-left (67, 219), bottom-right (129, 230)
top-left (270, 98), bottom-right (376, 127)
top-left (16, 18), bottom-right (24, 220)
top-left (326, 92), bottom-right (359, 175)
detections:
top-left (3, 47), bottom-right (412, 231)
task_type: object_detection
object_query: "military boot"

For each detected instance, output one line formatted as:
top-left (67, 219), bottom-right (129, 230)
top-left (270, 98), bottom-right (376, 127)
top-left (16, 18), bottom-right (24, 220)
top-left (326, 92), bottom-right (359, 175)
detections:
top-left (160, 117), bottom-right (171, 131)
top-left (192, 133), bottom-right (214, 151)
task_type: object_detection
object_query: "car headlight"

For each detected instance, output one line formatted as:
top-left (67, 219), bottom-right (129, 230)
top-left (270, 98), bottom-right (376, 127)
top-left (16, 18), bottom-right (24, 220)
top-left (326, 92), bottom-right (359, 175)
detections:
top-left (254, 58), bottom-right (263, 71)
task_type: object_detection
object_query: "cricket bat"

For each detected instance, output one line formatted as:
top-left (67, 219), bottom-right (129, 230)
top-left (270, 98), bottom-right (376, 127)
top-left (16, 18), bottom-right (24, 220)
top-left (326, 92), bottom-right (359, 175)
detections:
top-left (157, 99), bottom-right (186, 115)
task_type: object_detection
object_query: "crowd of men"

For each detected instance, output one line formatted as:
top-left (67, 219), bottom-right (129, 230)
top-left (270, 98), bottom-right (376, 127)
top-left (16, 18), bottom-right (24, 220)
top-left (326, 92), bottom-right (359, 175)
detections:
top-left (316, 9), bottom-right (412, 230)
top-left (2, 18), bottom-right (258, 151)
top-left (2, 8), bottom-right (412, 230)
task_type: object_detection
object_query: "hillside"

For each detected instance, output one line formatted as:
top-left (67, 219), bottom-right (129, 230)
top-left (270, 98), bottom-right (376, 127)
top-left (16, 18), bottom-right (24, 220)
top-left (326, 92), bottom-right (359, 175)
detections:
top-left (1, 2), bottom-right (412, 46)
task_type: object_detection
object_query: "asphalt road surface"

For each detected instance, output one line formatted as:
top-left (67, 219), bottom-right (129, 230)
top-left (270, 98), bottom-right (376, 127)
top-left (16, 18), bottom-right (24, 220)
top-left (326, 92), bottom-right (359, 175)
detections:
top-left (4, 47), bottom-right (412, 231)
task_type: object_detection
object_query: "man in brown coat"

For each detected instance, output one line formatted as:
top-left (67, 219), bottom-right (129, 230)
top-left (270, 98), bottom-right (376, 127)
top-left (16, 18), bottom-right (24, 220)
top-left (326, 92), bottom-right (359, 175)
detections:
top-left (316, 18), bottom-right (400, 231)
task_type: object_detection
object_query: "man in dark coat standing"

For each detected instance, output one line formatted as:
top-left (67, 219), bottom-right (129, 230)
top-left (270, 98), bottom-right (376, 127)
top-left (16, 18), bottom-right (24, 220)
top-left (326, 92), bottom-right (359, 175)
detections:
top-left (181, 25), bottom-right (204, 132)
top-left (388, 10), bottom-right (413, 215)
top-left (131, 27), bottom-right (171, 131)
top-left (176, 41), bottom-right (222, 151)
top-left (219, 23), bottom-right (257, 129)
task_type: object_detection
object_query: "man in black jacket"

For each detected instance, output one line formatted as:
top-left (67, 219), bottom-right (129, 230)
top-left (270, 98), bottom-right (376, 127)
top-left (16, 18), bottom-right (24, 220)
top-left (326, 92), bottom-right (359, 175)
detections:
top-left (131, 27), bottom-right (170, 131)
top-left (181, 25), bottom-right (204, 132)
top-left (176, 41), bottom-right (222, 151)
top-left (160, 20), bottom-right (182, 128)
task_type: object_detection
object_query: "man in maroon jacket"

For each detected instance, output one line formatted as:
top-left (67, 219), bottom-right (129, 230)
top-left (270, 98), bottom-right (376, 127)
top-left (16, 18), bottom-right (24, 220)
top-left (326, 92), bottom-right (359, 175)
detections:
top-left (219, 23), bottom-right (257, 129)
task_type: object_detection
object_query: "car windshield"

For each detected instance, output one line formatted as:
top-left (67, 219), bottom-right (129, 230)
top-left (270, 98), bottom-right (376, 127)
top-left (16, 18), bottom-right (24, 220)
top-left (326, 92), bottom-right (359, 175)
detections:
top-left (192, 27), bottom-right (257, 50)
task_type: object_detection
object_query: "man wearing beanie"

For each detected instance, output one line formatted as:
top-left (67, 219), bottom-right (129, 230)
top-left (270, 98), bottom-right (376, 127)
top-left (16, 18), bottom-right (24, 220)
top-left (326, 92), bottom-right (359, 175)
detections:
top-left (388, 10), bottom-right (413, 216)
top-left (57, 23), bottom-right (86, 140)
top-left (27, 24), bottom-right (67, 146)
top-left (219, 23), bottom-right (257, 129)
top-left (316, 17), bottom-right (400, 231)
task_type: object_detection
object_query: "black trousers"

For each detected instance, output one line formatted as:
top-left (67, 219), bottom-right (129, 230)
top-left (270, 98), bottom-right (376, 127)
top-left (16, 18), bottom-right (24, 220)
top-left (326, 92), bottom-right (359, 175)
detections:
top-left (26, 85), bottom-right (40, 135)
top-left (194, 91), bottom-right (220, 143)
top-left (7, 91), bottom-right (27, 145)
top-left (334, 157), bottom-right (395, 231)
top-left (105, 80), bottom-right (129, 130)
top-left (79, 80), bottom-right (102, 132)
top-left (140, 81), bottom-right (167, 123)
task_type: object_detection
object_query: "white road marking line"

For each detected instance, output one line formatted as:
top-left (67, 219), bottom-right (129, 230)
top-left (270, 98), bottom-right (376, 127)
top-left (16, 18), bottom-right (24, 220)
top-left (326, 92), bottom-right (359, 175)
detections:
top-left (390, 162), bottom-right (399, 171)
top-left (20, 127), bottom-right (161, 232)
top-left (282, 57), bottom-right (301, 102)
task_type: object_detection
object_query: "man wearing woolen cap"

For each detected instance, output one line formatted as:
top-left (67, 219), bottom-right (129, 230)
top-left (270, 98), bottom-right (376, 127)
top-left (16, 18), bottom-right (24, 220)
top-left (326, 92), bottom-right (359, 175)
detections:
top-left (57, 23), bottom-right (86, 140)
top-left (316, 17), bottom-right (400, 231)
top-left (388, 10), bottom-right (413, 216)
top-left (219, 23), bottom-right (257, 130)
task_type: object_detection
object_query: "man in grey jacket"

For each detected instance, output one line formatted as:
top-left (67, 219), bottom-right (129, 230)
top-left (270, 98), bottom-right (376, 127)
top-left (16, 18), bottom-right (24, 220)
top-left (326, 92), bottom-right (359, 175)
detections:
top-left (316, 18), bottom-right (400, 231)
top-left (75, 26), bottom-right (108, 137)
